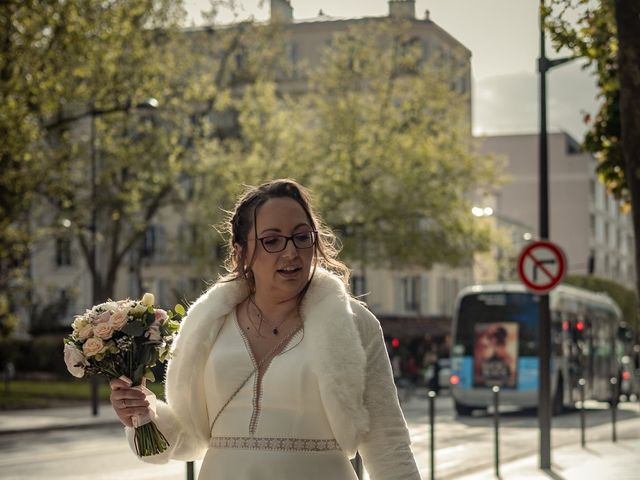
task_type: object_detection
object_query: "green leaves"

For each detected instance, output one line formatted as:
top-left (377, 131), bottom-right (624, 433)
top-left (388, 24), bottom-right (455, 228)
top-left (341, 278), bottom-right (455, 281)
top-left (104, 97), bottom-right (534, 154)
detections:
top-left (121, 320), bottom-right (145, 337)
top-left (544, 0), bottom-right (625, 201)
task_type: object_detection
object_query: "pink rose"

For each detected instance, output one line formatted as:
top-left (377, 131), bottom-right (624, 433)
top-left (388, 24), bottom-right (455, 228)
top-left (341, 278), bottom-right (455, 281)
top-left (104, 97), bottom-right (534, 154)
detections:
top-left (78, 324), bottom-right (93, 340)
top-left (109, 309), bottom-right (129, 330)
top-left (93, 322), bottom-right (114, 340)
top-left (82, 337), bottom-right (106, 357)
top-left (95, 311), bottom-right (111, 324)
top-left (154, 309), bottom-right (168, 324)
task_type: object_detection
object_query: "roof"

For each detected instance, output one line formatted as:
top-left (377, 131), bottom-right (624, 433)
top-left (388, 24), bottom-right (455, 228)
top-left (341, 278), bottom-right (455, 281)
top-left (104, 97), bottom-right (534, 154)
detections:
top-left (184, 15), bottom-right (471, 56)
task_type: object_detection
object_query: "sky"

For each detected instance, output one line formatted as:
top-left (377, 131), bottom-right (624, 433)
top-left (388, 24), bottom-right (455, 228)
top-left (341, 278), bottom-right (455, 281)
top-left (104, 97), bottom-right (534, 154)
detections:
top-left (183, 0), bottom-right (600, 141)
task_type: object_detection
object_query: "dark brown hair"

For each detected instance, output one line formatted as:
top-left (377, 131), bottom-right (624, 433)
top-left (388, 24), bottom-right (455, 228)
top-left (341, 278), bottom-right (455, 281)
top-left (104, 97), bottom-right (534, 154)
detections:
top-left (221, 179), bottom-right (350, 293)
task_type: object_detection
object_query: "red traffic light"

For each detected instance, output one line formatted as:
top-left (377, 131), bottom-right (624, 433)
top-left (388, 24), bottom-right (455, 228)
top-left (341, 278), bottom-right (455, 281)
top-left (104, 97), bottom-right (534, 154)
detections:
top-left (391, 338), bottom-right (400, 348)
top-left (576, 321), bottom-right (585, 332)
top-left (450, 374), bottom-right (460, 385)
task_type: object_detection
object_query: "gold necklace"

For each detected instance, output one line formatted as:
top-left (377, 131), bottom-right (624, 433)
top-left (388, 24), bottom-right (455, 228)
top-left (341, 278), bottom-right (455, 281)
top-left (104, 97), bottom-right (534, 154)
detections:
top-left (248, 295), bottom-right (296, 336)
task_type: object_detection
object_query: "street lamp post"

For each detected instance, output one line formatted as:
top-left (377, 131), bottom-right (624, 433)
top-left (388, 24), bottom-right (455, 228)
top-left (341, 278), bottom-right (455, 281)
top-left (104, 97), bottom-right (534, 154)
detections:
top-left (89, 98), bottom-right (158, 416)
top-left (538, 0), bottom-right (573, 469)
top-left (90, 107), bottom-right (99, 416)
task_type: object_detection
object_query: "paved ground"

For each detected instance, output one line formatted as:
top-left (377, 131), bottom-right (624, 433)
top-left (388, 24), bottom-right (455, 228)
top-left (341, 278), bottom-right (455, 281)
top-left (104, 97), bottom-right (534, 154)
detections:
top-left (1, 394), bottom-right (639, 479)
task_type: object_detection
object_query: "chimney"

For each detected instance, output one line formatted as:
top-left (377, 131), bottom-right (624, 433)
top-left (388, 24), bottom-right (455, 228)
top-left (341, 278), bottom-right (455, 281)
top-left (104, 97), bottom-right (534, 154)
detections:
top-left (270, 0), bottom-right (293, 23)
top-left (388, 0), bottom-right (416, 19)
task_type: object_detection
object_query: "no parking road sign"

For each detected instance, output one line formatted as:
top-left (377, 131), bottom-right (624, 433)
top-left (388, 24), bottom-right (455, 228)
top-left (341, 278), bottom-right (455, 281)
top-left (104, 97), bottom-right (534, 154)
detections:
top-left (517, 240), bottom-right (566, 294)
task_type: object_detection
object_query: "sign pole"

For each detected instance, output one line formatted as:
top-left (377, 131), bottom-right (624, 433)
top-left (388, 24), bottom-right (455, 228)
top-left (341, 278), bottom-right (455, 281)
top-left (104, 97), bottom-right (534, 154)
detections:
top-left (538, 2), bottom-right (551, 468)
top-left (537, 2), bottom-right (573, 467)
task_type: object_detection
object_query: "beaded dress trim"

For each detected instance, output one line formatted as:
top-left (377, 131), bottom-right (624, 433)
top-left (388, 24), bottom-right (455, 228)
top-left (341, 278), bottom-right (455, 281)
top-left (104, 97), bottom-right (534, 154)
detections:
top-left (209, 436), bottom-right (340, 452)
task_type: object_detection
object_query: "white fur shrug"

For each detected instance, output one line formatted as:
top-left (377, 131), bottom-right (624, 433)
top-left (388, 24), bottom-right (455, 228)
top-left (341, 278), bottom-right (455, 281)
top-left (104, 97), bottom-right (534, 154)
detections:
top-left (125, 269), bottom-right (421, 480)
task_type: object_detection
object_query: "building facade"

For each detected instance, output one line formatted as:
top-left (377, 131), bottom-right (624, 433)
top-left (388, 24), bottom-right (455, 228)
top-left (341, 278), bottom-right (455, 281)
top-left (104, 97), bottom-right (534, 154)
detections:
top-left (478, 131), bottom-right (636, 289)
top-left (23, 1), bottom-right (476, 347)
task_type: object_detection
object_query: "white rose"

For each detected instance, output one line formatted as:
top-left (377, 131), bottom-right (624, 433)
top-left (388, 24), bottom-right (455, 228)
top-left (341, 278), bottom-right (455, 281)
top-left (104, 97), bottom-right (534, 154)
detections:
top-left (72, 316), bottom-right (88, 331)
top-left (82, 337), bottom-right (106, 357)
top-left (108, 309), bottom-right (129, 330)
top-left (97, 301), bottom-right (118, 312)
top-left (145, 324), bottom-right (162, 341)
top-left (93, 322), bottom-right (114, 340)
top-left (64, 344), bottom-right (88, 378)
top-left (78, 324), bottom-right (94, 340)
top-left (141, 292), bottom-right (155, 307)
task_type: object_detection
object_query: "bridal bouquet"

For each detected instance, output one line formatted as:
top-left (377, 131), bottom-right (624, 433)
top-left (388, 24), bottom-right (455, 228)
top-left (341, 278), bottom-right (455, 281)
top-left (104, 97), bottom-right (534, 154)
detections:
top-left (63, 292), bottom-right (184, 456)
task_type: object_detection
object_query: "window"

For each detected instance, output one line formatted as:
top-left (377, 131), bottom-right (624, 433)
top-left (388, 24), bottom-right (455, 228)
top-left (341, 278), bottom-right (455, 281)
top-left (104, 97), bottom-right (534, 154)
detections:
top-left (142, 225), bottom-right (167, 262)
top-left (350, 275), bottom-right (367, 298)
top-left (55, 237), bottom-right (72, 267)
top-left (402, 276), bottom-right (420, 312)
top-left (289, 41), bottom-right (298, 65)
top-left (609, 223), bottom-right (616, 248)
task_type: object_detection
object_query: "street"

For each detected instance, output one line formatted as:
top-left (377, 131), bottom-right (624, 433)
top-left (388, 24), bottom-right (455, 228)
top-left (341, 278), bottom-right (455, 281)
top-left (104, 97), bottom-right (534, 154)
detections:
top-left (1, 392), bottom-right (638, 479)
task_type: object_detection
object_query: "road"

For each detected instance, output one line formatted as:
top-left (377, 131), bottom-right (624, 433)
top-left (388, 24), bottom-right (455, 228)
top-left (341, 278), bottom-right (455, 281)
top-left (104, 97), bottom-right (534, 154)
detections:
top-left (401, 391), bottom-right (640, 479)
top-left (0, 392), bottom-right (638, 479)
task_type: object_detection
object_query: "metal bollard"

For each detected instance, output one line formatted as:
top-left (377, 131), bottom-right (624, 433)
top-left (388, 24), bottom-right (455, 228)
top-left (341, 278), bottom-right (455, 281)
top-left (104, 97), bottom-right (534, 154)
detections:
top-left (428, 390), bottom-right (436, 480)
top-left (610, 377), bottom-right (618, 443)
top-left (91, 376), bottom-right (99, 416)
top-left (492, 385), bottom-right (500, 479)
top-left (3, 362), bottom-right (15, 394)
top-left (579, 378), bottom-right (586, 448)
top-left (186, 461), bottom-right (195, 480)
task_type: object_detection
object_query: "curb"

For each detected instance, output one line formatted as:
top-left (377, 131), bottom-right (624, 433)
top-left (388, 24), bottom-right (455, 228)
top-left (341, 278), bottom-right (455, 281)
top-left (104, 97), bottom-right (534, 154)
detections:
top-left (0, 419), bottom-right (122, 436)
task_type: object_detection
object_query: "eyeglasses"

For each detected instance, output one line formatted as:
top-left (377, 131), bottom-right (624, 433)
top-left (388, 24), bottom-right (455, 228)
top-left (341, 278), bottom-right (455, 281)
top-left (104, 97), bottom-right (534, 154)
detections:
top-left (257, 230), bottom-right (317, 253)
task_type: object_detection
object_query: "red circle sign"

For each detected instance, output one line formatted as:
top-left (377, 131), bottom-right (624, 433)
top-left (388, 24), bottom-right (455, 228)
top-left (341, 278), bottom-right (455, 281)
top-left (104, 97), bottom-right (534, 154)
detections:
top-left (517, 240), bottom-right (566, 294)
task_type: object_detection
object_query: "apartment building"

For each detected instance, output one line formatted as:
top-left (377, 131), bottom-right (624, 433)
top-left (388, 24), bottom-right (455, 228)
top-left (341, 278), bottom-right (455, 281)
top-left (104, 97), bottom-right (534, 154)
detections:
top-left (478, 131), bottom-right (636, 289)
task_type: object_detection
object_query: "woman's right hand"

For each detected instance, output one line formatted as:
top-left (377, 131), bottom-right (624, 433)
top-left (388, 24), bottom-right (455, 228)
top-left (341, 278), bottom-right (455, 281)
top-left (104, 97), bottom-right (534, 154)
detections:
top-left (109, 377), bottom-right (152, 427)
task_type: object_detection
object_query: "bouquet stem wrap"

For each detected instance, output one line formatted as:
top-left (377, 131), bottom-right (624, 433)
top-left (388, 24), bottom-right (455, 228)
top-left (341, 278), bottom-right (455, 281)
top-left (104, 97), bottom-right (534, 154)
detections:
top-left (120, 375), bottom-right (170, 456)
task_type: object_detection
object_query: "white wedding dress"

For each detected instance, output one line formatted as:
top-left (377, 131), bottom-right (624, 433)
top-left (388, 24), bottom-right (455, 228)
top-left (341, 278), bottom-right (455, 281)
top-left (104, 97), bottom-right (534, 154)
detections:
top-left (197, 310), bottom-right (359, 480)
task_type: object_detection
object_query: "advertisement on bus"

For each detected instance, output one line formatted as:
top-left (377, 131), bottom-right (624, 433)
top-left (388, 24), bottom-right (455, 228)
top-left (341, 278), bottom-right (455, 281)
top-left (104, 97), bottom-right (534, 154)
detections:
top-left (473, 322), bottom-right (519, 388)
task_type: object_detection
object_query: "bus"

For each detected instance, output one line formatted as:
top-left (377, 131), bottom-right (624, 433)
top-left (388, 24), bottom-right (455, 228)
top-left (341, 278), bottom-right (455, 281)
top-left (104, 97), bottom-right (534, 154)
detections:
top-left (450, 283), bottom-right (623, 416)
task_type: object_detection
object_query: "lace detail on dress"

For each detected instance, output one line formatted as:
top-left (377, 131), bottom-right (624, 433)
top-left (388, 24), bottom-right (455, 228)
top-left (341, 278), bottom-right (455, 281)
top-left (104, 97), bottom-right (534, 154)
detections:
top-left (209, 316), bottom-right (303, 437)
top-left (209, 436), bottom-right (340, 452)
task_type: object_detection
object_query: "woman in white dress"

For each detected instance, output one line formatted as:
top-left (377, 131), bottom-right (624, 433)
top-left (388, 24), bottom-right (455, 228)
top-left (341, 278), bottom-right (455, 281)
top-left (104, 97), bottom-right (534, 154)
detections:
top-left (110, 179), bottom-right (422, 479)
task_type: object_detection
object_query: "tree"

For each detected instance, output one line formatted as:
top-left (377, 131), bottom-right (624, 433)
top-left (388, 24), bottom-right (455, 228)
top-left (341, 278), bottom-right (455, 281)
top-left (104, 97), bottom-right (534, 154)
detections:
top-left (201, 20), bottom-right (503, 270)
top-left (0, 0), bottom-right (287, 324)
top-left (544, 0), bottom-right (640, 331)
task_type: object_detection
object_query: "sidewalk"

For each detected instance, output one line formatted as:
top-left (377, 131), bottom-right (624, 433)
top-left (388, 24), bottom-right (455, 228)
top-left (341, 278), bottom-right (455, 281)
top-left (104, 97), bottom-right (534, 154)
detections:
top-left (455, 438), bottom-right (640, 479)
top-left (0, 403), bottom-right (121, 435)
top-left (2, 402), bottom-right (639, 480)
